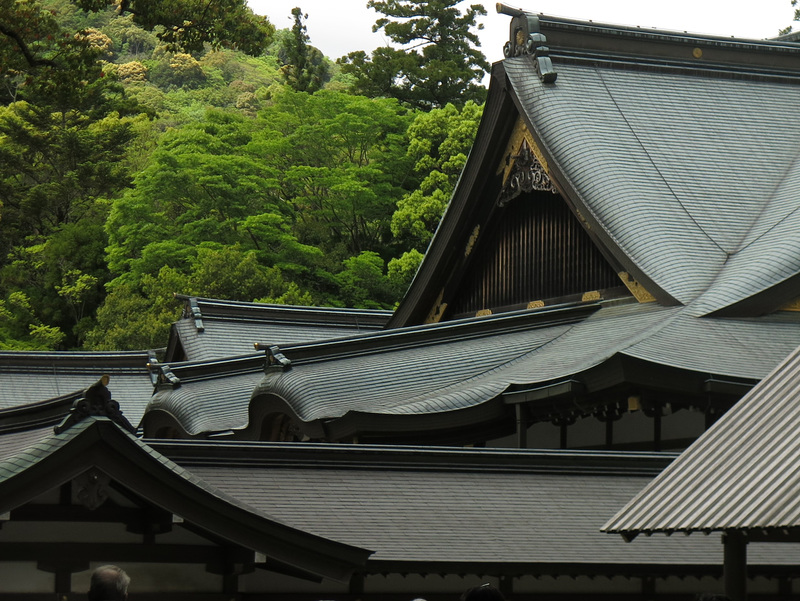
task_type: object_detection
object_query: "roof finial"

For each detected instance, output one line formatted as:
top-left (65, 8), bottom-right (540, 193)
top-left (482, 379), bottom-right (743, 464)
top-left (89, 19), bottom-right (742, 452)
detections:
top-left (54, 375), bottom-right (137, 435)
top-left (497, 4), bottom-right (557, 83)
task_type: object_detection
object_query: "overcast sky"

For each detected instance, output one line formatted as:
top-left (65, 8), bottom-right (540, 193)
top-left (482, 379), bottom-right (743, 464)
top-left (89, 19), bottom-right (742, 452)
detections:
top-left (247, 0), bottom-right (796, 65)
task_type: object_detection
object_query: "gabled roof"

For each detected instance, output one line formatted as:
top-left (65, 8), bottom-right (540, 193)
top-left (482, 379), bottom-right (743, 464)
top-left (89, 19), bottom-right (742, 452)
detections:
top-left (390, 14), bottom-right (800, 327)
top-left (0, 351), bottom-right (155, 429)
top-left (0, 417), bottom-right (370, 581)
top-left (603, 343), bottom-right (800, 540)
top-left (167, 296), bottom-right (391, 362)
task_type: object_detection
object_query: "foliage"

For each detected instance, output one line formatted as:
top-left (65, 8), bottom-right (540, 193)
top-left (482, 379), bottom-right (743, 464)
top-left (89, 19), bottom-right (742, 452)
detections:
top-left (276, 7), bottom-right (330, 93)
top-left (0, 0), bottom-right (274, 80)
top-left (255, 88), bottom-right (416, 262)
top-left (338, 0), bottom-right (489, 110)
top-left (391, 100), bottom-right (482, 249)
top-left (0, 91), bottom-right (141, 346)
top-left (0, 0), bottom-right (489, 350)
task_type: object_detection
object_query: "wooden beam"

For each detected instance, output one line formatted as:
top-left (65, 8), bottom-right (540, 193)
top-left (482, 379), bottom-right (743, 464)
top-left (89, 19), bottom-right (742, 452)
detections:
top-left (0, 543), bottom-right (253, 565)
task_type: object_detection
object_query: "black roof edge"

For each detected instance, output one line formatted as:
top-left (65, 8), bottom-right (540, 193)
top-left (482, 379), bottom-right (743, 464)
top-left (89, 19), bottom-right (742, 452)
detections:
top-left (154, 353), bottom-right (264, 387)
top-left (175, 295), bottom-right (392, 328)
top-left (387, 64), bottom-right (517, 328)
top-left (149, 438), bottom-right (677, 476)
top-left (536, 13), bottom-right (799, 47)
top-left (0, 391), bottom-right (83, 434)
top-left (0, 350), bottom-right (155, 371)
top-left (533, 13), bottom-right (800, 78)
top-left (257, 299), bottom-right (602, 366)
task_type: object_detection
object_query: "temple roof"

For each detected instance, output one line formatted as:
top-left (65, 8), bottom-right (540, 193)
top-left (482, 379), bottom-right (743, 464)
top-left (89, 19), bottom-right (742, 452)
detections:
top-left (153, 439), bottom-right (800, 574)
top-left (0, 351), bottom-right (155, 430)
top-left (145, 299), bottom-right (800, 441)
top-left (167, 296), bottom-right (391, 362)
top-left (390, 14), bottom-right (800, 327)
top-left (0, 417), bottom-right (370, 581)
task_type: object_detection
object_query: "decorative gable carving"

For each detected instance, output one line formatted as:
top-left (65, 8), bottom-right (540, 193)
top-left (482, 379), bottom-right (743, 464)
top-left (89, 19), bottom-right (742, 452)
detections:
top-left (497, 118), bottom-right (557, 207)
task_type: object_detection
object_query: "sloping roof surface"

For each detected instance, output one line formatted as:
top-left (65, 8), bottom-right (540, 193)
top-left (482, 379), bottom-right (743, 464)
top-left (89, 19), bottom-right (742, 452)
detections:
top-left (505, 56), bottom-right (800, 316)
top-left (0, 418), bottom-right (370, 580)
top-left (143, 300), bottom-right (800, 437)
top-left (252, 302), bottom-right (800, 428)
top-left (603, 343), bottom-right (800, 537)
top-left (148, 365), bottom-right (264, 436)
top-left (0, 351), bottom-right (154, 426)
top-left (172, 298), bottom-right (391, 362)
top-left (180, 444), bottom-right (800, 569)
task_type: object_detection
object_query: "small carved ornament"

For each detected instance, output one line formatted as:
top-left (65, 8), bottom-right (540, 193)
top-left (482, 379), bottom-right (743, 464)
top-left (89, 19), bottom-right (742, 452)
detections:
top-left (54, 375), bottom-right (137, 435)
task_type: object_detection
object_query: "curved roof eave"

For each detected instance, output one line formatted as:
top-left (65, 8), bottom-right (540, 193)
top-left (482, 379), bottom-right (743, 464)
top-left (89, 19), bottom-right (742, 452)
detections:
top-left (0, 417), bottom-right (371, 581)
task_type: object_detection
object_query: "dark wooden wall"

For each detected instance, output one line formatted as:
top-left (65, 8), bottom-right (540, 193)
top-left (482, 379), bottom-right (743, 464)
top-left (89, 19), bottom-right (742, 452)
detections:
top-left (449, 191), bottom-right (622, 316)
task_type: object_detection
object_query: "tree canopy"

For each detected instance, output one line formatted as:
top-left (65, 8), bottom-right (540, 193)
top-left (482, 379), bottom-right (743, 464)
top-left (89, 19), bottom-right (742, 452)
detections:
top-left (0, 0), bottom-right (487, 351)
top-left (338, 0), bottom-right (489, 110)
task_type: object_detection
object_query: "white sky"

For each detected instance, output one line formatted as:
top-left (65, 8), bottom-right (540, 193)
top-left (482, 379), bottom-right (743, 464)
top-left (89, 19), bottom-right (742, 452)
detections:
top-left (248, 0), bottom-right (796, 65)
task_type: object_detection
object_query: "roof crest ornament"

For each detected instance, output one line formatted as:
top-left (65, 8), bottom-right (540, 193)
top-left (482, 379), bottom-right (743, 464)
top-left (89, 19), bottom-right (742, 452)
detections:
top-left (54, 375), bottom-right (137, 435)
top-left (265, 345), bottom-right (292, 372)
top-left (497, 3), bottom-right (557, 83)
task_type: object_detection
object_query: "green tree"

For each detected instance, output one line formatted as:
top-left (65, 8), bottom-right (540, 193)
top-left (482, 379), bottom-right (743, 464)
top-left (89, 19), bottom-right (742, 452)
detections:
top-left (255, 88), bottom-right (415, 262)
top-left (391, 100), bottom-right (482, 249)
top-left (86, 246), bottom-right (298, 350)
top-left (338, 0), bottom-right (489, 110)
top-left (277, 7), bottom-right (330, 93)
top-left (1, 0), bottom-right (274, 79)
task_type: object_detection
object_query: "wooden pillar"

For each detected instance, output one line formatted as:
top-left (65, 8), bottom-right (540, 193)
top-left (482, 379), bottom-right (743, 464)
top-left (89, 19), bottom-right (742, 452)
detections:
top-left (605, 416), bottom-right (613, 447)
top-left (349, 571), bottom-right (365, 597)
top-left (560, 423), bottom-right (568, 449)
top-left (723, 531), bottom-right (747, 601)
top-left (516, 404), bottom-right (528, 449)
top-left (653, 409), bottom-right (662, 452)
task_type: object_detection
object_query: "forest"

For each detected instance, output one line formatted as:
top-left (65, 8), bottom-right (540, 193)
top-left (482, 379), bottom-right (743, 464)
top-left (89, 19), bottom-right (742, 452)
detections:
top-left (0, 0), bottom-right (488, 351)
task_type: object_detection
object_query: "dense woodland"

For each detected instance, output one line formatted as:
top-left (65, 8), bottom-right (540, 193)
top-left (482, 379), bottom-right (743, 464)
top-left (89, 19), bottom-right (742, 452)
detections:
top-left (0, 0), bottom-right (488, 351)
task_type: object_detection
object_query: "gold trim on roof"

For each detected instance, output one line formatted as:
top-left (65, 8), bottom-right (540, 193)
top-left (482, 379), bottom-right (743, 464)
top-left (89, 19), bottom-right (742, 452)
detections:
top-left (582, 290), bottom-right (601, 302)
top-left (527, 300), bottom-right (545, 309)
top-left (497, 116), bottom-right (550, 184)
top-left (465, 225), bottom-right (480, 257)
top-left (475, 309), bottom-right (493, 317)
top-left (425, 289), bottom-right (448, 324)
top-left (618, 272), bottom-right (656, 303)
top-left (780, 297), bottom-right (800, 312)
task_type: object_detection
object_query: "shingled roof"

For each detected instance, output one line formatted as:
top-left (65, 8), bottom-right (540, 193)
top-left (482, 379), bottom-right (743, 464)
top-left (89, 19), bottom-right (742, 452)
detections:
top-left (0, 351), bottom-right (155, 431)
top-left (0, 417), bottom-right (370, 581)
top-left (156, 439), bottom-right (800, 578)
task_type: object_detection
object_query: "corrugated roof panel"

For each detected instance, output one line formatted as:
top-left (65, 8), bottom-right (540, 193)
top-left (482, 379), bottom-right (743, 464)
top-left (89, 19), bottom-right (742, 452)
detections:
top-left (604, 346), bottom-right (800, 535)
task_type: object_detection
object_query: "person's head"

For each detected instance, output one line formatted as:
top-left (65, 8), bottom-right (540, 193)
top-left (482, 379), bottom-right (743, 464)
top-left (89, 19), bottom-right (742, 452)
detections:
top-left (88, 565), bottom-right (129, 601)
top-left (461, 583), bottom-right (506, 601)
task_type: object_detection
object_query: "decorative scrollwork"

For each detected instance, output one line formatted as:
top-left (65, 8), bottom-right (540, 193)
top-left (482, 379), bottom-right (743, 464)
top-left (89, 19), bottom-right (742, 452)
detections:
top-left (498, 141), bottom-right (557, 207)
